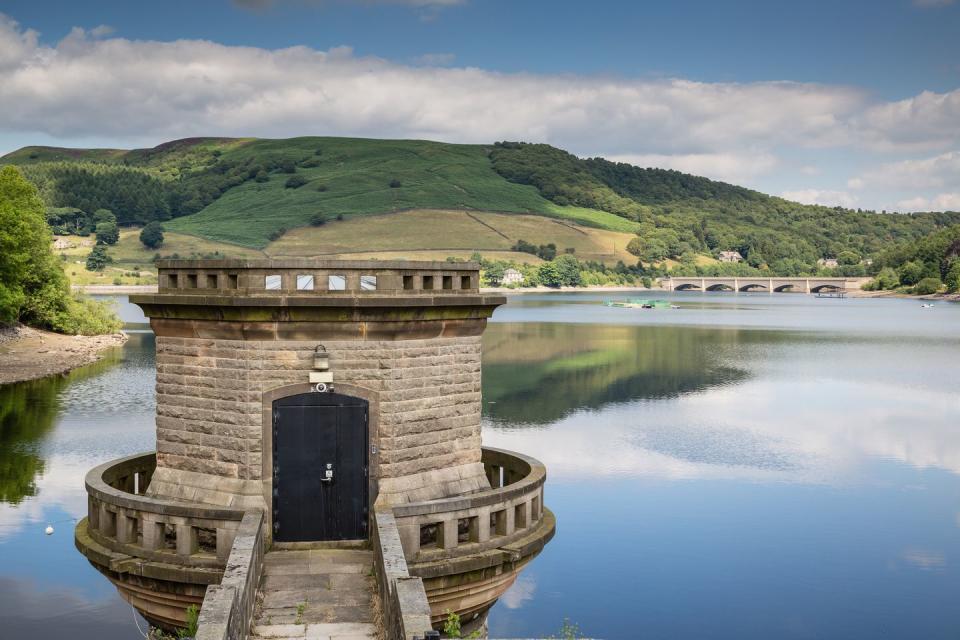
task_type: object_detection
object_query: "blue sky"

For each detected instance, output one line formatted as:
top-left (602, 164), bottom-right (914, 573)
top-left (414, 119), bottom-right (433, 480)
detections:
top-left (0, 0), bottom-right (957, 211)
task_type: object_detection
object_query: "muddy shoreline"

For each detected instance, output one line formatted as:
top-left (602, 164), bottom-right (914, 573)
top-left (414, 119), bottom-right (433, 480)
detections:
top-left (0, 324), bottom-right (128, 386)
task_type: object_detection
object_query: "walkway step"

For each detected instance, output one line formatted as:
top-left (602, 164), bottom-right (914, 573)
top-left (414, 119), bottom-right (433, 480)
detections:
top-left (251, 622), bottom-right (376, 639)
top-left (252, 548), bottom-right (376, 640)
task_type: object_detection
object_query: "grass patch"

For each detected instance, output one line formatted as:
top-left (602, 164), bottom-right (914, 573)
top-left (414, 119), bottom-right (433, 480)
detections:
top-left (267, 209), bottom-right (637, 265)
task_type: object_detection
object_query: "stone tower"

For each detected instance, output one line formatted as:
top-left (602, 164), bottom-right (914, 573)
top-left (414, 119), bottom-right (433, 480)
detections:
top-left (78, 259), bottom-right (553, 633)
top-left (132, 259), bottom-right (504, 520)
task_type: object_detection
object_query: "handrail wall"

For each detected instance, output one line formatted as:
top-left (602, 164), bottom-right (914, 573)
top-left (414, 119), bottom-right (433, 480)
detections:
top-left (194, 511), bottom-right (266, 640)
top-left (393, 447), bottom-right (546, 562)
top-left (85, 452), bottom-right (246, 567)
top-left (373, 508), bottom-right (434, 640)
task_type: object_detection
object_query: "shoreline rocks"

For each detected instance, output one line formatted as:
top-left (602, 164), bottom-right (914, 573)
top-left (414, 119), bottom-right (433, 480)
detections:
top-left (0, 324), bottom-right (128, 386)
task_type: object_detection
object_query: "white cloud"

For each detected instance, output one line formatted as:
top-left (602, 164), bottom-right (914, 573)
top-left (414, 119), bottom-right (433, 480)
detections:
top-left (856, 89), bottom-right (960, 152)
top-left (0, 13), bottom-right (958, 211)
top-left (89, 25), bottom-right (114, 38)
top-left (850, 150), bottom-right (960, 190)
top-left (896, 193), bottom-right (960, 212)
top-left (500, 574), bottom-right (536, 609)
top-left (0, 15), bottom-right (895, 159)
top-left (0, 23), bottom-right (844, 154)
top-left (781, 189), bottom-right (859, 208)
top-left (604, 152), bottom-right (778, 184)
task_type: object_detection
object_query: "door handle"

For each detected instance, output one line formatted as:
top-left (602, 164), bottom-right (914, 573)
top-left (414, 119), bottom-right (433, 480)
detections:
top-left (321, 463), bottom-right (334, 483)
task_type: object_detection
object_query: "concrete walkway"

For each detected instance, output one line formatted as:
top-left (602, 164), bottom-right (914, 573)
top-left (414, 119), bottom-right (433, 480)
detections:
top-left (250, 548), bottom-right (377, 640)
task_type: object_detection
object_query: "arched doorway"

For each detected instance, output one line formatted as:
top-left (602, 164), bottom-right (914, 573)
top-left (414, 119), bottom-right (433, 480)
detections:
top-left (272, 392), bottom-right (369, 542)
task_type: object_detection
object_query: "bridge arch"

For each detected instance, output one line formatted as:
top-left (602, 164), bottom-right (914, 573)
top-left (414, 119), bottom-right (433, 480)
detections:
top-left (774, 284), bottom-right (801, 292)
top-left (674, 283), bottom-right (701, 291)
top-left (706, 284), bottom-right (734, 291)
top-left (810, 284), bottom-right (842, 293)
top-left (739, 284), bottom-right (768, 292)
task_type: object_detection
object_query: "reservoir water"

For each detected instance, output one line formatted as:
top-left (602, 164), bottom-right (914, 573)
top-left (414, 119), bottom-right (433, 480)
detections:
top-left (1, 292), bottom-right (958, 639)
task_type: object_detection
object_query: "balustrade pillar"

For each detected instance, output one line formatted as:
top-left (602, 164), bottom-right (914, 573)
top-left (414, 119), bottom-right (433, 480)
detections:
top-left (176, 524), bottom-right (199, 556)
top-left (502, 507), bottom-right (516, 537)
top-left (515, 501), bottom-right (531, 530)
top-left (142, 518), bottom-right (165, 550)
top-left (216, 527), bottom-right (237, 562)
top-left (397, 522), bottom-right (420, 556)
top-left (99, 503), bottom-right (117, 537)
top-left (471, 508), bottom-right (491, 543)
top-left (89, 496), bottom-right (100, 530)
top-left (486, 465), bottom-right (501, 488)
top-left (116, 512), bottom-right (138, 544)
top-left (438, 519), bottom-right (458, 550)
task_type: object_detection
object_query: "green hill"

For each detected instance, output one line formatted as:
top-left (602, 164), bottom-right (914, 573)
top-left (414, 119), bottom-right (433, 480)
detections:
top-left (4, 136), bottom-right (959, 273)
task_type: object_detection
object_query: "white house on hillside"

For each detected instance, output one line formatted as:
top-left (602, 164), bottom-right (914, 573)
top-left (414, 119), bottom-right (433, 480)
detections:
top-left (502, 268), bottom-right (524, 285)
top-left (818, 258), bottom-right (839, 268)
top-left (718, 251), bottom-right (743, 263)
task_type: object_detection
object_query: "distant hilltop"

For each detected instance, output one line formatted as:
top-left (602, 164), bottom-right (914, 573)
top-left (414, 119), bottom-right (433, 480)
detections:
top-left (4, 136), bottom-right (959, 267)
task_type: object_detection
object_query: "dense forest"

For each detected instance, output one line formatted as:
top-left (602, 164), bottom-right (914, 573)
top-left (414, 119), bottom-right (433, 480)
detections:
top-left (865, 224), bottom-right (960, 293)
top-left (4, 136), bottom-right (959, 278)
top-left (490, 142), bottom-right (960, 276)
top-left (0, 166), bottom-right (120, 334)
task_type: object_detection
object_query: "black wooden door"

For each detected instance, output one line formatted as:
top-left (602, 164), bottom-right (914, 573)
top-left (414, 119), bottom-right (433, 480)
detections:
top-left (273, 392), bottom-right (368, 542)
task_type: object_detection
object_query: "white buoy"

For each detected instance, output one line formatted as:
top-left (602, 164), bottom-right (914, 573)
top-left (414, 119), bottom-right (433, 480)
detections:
top-left (45, 525), bottom-right (54, 535)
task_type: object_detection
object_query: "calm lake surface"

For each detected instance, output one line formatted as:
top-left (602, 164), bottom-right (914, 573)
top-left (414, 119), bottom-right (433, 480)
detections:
top-left (2, 292), bottom-right (959, 639)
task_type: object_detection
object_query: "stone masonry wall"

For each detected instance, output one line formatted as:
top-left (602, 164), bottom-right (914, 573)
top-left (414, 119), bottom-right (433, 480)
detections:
top-left (147, 334), bottom-right (487, 509)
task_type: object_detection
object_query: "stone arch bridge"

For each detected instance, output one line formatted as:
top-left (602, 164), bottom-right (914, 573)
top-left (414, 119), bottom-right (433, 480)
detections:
top-left (663, 276), bottom-right (864, 293)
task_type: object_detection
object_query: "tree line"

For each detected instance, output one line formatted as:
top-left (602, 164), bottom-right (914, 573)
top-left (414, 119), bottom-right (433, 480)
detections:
top-left (490, 141), bottom-right (960, 276)
top-left (0, 166), bottom-right (120, 334)
top-left (864, 224), bottom-right (960, 294)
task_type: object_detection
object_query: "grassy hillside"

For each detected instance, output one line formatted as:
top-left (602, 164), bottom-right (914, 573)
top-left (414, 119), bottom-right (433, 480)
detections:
top-left (164, 138), bottom-right (566, 247)
top-left (269, 209), bottom-right (638, 263)
top-left (6, 136), bottom-right (960, 276)
top-left (489, 142), bottom-right (960, 271)
top-left (53, 209), bottom-right (635, 285)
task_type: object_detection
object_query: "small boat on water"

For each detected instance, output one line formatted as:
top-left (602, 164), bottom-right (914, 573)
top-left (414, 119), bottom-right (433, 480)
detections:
top-left (921, 303), bottom-right (934, 308)
top-left (605, 299), bottom-right (678, 309)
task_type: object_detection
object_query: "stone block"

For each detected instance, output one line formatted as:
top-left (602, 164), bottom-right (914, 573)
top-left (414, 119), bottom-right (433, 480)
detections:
top-left (115, 512), bottom-right (137, 544)
top-left (98, 503), bottom-right (117, 537)
top-left (176, 523), bottom-right (199, 556)
top-left (140, 516), bottom-right (166, 550)
top-left (437, 518), bottom-right (458, 550)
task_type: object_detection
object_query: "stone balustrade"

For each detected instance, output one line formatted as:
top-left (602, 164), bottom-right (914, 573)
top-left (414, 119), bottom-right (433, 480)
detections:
top-left (155, 259), bottom-right (480, 296)
top-left (392, 447), bottom-right (546, 561)
top-left (195, 511), bottom-right (266, 640)
top-left (373, 508), bottom-right (434, 640)
top-left (85, 452), bottom-right (247, 568)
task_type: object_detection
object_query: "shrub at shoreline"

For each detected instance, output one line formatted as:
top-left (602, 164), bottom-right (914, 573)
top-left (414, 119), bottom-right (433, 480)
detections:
top-left (0, 166), bottom-right (121, 335)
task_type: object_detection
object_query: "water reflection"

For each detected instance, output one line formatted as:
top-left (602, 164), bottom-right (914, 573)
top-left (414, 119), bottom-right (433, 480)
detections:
top-left (483, 323), bottom-right (751, 426)
top-left (485, 294), bottom-right (960, 639)
top-left (0, 332), bottom-right (154, 639)
top-left (0, 349), bottom-right (125, 506)
top-left (483, 303), bottom-right (960, 483)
